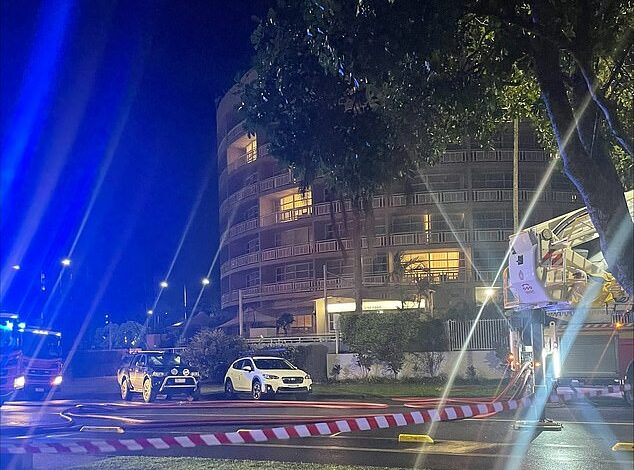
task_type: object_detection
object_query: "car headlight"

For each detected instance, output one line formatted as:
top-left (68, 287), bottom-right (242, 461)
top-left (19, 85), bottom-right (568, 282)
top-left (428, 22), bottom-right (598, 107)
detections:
top-left (151, 371), bottom-right (165, 377)
top-left (263, 374), bottom-right (279, 380)
top-left (14, 376), bottom-right (25, 389)
top-left (305, 374), bottom-right (311, 380)
top-left (52, 376), bottom-right (63, 386)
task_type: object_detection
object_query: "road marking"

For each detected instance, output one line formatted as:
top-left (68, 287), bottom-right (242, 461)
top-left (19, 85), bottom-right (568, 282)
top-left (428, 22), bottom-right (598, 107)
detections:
top-left (398, 434), bottom-right (434, 443)
top-left (233, 440), bottom-right (632, 464)
top-left (79, 426), bottom-right (124, 433)
top-left (612, 442), bottom-right (634, 452)
top-left (464, 417), bottom-right (634, 426)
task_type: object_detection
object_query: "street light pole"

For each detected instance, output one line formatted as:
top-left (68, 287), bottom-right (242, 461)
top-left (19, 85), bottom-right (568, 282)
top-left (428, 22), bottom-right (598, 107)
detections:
top-left (513, 118), bottom-right (520, 232)
top-left (238, 289), bottom-right (244, 337)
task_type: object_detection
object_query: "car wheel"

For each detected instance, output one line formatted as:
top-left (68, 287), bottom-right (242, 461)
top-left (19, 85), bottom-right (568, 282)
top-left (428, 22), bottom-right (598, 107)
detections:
top-left (625, 364), bottom-right (633, 406)
top-left (251, 380), bottom-right (263, 400)
top-left (225, 379), bottom-right (235, 399)
top-left (120, 378), bottom-right (132, 401)
top-left (142, 378), bottom-right (156, 403)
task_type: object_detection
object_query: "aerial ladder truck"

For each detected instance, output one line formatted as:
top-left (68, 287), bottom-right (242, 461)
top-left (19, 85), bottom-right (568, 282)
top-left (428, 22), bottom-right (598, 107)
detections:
top-left (504, 190), bottom-right (633, 405)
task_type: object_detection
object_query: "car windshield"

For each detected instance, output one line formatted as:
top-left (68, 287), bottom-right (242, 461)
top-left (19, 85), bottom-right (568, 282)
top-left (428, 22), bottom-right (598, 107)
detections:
top-left (254, 358), bottom-right (295, 370)
top-left (20, 331), bottom-right (61, 359)
top-left (147, 353), bottom-right (181, 367)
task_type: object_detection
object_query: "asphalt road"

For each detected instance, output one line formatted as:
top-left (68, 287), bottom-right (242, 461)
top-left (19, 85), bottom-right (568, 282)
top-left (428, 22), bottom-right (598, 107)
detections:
top-left (1, 395), bottom-right (633, 470)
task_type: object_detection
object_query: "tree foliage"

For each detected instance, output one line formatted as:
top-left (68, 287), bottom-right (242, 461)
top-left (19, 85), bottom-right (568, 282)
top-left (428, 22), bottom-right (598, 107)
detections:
top-left (180, 329), bottom-right (247, 383)
top-left (93, 321), bottom-right (144, 349)
top-left (242, 0), bottom-right (633, 295)
top-left (340, 311), bottom-right (446, 378)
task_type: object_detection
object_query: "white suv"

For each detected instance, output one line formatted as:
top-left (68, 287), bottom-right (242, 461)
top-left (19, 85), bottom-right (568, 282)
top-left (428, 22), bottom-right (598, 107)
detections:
top-left (224, 356), bottom-right (312, 400)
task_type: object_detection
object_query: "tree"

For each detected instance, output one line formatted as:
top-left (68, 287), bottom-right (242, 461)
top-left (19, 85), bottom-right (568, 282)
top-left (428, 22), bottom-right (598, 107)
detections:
top-left (180, 329), bottom-right (247, 383)
top-left (242, 2), bottom-right (431, 313)
top-left (92, 321), bottom-right (145, 349)
top-left (243, 0), bottom-right (633, 295)
top-left (340, 311), bottom-right (419, 378)
top-left (391, 251), bottom-right (437, 314)
top-left (275, 312), bottom-right (295, 335)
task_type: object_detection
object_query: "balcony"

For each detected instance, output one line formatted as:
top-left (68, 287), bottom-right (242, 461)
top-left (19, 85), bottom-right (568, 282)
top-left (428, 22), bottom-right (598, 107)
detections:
top-left (225, 143), bottom-right (271, 175)
top-left (227, 218), bottom-right (259, 238)
top-left (220, 269), bottom-right (468, 307)
top-left (439, 149), bottom-right (549, 164)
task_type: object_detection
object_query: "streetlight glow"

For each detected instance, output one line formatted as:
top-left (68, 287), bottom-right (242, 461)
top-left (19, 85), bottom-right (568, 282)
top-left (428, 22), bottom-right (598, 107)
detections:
top-left (61, 258), bottom-right (71, 267)
top-left (201, 277), bottom-right (210, 286)
top-left (147, 309), bottom-right (154, 315)
top-left (11, 264), bottom-right (20, 271)
top-left (160, 280), bottom-right (168, 288)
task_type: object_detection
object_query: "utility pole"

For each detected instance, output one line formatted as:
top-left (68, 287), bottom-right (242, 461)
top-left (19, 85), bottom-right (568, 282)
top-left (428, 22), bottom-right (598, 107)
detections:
top-left (183, 285), bottom-right (188, 320)
top-left (238, 289), bottom-right (244, 337)
top-left (513, 118), bottom-right (520, 232)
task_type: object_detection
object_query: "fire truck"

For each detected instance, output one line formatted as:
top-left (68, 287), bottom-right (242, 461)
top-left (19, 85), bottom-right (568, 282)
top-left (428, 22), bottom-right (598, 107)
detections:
top-left (504, 190), bottom-right (634, 404)
top-left (0, 312), bottom-right (64, 403)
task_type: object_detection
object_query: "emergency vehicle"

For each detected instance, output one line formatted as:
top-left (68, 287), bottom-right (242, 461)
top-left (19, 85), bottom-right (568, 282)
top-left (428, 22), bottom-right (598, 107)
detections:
top-left (504, 191), bottom-right (633, 404)
top-left (0, 312), bottom-right (63, 403)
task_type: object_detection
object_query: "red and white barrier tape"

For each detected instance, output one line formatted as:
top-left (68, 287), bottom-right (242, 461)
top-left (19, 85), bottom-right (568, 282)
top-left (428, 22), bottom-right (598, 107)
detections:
top-left (0, 396), bottom-right (532, 455)
top-left (550, 383), bottom-right (630, 402)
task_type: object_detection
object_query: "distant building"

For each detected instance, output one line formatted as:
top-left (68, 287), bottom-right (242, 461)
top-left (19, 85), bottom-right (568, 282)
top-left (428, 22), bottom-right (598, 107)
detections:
top-left (216, 84), bottom-right (582, 337)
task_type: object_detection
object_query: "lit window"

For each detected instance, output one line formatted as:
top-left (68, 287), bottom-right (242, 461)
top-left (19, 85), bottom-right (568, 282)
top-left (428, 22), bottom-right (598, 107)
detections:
top-left (292, 314), bottom-right (314, 332)
top-left (245, 139), bottom-right (257, 163)
top-left (400, 250), bottom-right (462, 281)
top-left (278, 190), bottom-right (312, 222)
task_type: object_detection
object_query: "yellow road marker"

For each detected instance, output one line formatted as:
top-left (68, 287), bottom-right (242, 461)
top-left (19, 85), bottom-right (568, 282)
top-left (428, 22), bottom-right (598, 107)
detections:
top-left (398, 434), bottom-right (434, 444)
top-left (612, 442), bottom-right (634, 452)
top-left (79, 426), bottom-right (124, 433)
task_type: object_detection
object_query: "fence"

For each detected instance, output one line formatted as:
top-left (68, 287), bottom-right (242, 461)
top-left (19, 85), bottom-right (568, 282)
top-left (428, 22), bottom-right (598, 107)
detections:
top-left (445, 319), bottom-right (509, 351)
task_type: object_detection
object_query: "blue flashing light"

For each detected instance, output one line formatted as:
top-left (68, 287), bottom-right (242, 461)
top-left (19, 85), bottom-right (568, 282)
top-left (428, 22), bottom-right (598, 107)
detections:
top-left (0, 321), bottom-right (14, 331)
top-left (17, 322), bottom-right (26, 329)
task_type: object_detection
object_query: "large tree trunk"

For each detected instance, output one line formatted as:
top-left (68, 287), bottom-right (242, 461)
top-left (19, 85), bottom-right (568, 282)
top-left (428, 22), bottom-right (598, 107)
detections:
top-left (531, 37), bottom-right (634, 296)
top-left (351, 198), bottom-right (364, 314)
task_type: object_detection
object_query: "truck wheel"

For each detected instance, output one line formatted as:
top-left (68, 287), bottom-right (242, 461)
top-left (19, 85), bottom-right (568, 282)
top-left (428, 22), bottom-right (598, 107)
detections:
top-left (142, 378), bottom-right (156, 403)
top-left (120, 379), bottom-right (132, 401)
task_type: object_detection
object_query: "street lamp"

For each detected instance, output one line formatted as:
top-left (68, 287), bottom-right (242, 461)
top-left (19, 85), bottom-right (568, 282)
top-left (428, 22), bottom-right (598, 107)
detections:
top-left (147, 309), bottom-right (154, 315)
top-left (11, 264), bottom-right (20, 271)
top-left (61, 258), bottom-right (71, 267)
top-left (201, 277), bottom-right (210, 286)
top-left (159, 280), bottom-right (168, 289)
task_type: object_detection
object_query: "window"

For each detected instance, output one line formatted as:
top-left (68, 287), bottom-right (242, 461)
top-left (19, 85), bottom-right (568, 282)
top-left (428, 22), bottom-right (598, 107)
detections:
top-left (363, 254), bottom-right (388, 274)
top-left (276, 263), bottom-right (313, 282)
top-left (473, 211), bottom-right (514, 229)
top-left (232, 360), bottom-right (244, 370)
top-left (325, 222), bottom-right (345, 240)
top-left (244, 172), bottom-right (258, 187)
top-left (275, 227), bottom-right (310, 246)
top-left (400, 250), bottom-right (462, 281)
top-left (245, 139), bottom-right (257, 163)
top-left (413, 174), bottom-right (462, 190)
top-left (245, 270), bottom-right (260, 287)
top-left (326, 259), bottom-right (353, 277)
top-left (277, 190), bottom-right (312, 222)
top-left (292, 314), bottom-right (314, 332)
top-left (247, 238), bottom-right (260, 254)
top-left (391, 215), bottom-right (429, 233)
top-left (429, 213), bottom-right (464, 231)
top-left (472, 171), bottom-right (512, 189)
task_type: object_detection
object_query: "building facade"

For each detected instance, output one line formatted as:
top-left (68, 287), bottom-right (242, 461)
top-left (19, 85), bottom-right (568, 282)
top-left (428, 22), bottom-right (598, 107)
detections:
top-left (216, 86), bottom-right (582, 337)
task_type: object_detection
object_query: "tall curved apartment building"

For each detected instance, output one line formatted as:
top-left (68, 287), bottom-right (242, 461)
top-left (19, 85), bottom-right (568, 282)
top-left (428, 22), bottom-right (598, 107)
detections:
top-left (216, 85), bottom-right (582, 337)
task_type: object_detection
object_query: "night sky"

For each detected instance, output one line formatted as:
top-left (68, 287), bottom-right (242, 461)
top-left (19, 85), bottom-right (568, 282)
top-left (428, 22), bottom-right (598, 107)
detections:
top-left (1, 0), bottom-right (269, 339)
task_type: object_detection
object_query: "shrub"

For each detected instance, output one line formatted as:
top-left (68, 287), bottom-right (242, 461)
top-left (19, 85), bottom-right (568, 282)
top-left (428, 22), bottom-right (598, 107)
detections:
top-left (417, 351), bottom-right (445, 377)
top-left (465, 364), bottom-right (478, 383)
top-left (181, 329), bottom-right (247, 383)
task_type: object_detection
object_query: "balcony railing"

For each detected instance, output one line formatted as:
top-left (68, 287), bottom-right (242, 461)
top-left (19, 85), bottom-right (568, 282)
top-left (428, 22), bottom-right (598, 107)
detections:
top-left (221, 269), bottom-right (468, 307)
top-left (440, 149), bottom-right (549, 164)
top-left (228, 218), bottom-right (259, 238)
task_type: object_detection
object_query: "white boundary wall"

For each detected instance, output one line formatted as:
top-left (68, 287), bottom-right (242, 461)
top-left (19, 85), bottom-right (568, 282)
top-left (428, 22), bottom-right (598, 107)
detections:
top-left (328, 351), bottom-right (504, 380)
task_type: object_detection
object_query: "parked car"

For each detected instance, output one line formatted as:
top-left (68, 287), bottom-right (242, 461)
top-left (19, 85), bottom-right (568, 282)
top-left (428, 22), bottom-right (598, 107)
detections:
top-left (116, 351), bottom-right (200, 403)
top-left (224, 356), bottom-right (312, 400)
